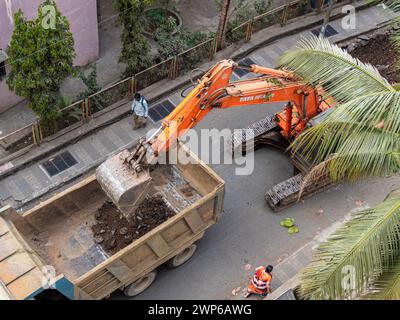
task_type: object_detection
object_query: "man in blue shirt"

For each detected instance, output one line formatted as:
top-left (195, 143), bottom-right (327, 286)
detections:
top-left (131, 93), bottom-right (149, 129)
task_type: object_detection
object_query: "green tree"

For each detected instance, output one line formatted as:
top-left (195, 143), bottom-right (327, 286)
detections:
top-left (7, 0), bottom-right (75, 125)
top-left (116, 0), bottom-right (153, 76)
top-left (277, 2), bottom-right (400, 299)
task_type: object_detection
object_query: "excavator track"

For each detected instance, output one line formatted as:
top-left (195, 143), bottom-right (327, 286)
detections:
top-left (265, 173), bottom-right (334, 212)
top-left (231, 115), bottom-right (279, 153)
top-left (231, 115), bottom-right (335, 212)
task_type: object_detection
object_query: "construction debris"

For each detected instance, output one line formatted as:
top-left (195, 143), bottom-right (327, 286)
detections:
top-left (92, 195), bottom-right (175, 255)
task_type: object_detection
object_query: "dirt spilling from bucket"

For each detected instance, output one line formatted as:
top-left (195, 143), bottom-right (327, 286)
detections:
top-left (92, 195), bottom-right (175, 255)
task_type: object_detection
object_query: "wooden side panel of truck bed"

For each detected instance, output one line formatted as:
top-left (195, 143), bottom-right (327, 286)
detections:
top-left (74, 185), bottom-right (224, 299)
top-left (1, 143), bottom-right (225, 300)
top-left (73, 144), bottom-right (225, 299)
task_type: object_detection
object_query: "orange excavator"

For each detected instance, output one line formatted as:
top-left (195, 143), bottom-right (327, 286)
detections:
top-left (96, 59), bottom-right (335, 214)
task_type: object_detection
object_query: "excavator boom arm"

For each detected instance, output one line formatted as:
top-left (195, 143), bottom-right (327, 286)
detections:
top-left (150, 60), bottom-right (320, 155)
top-left (96, 59), bottom-right (330, 213)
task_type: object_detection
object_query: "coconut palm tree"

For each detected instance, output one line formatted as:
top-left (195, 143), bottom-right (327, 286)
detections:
top-left (277, 4), bottom-right (400, 299)
top-left (281, 36), bottom-right (399, 181)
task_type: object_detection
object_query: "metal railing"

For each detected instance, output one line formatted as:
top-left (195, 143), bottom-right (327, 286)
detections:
top-left (252, 5), bottom-right (284, 33)
top-left (226, 0), bottom-right (311, 45)
top-left (0, 123), bottom-right (36, 155)
top-left (134, 57), bottom-right (175, 92)
top-left (88, 77), bottom-right (131, 117)
top-left (39, 100), bottom-right (85, 140)
top-left (176, 38), bottom-right (215, 75)
top-left (0, 0), bottom-right (318, 153)
top-left (286, 0), bottom-right (313, 21)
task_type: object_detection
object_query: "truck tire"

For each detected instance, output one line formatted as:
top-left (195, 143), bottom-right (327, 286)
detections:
top-left (123, 271), bottom-right (157, 297)
top-left (167, 244), bottom-right (197, 268)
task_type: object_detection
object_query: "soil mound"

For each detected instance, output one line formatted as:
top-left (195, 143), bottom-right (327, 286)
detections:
top-left (92, 195), bottom-right (175, 255)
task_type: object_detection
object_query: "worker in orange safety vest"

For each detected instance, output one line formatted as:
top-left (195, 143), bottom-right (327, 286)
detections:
top-left (244, 265), bottom-right (273, 298)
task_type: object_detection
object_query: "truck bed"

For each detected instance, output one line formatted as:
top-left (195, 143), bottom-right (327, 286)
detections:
top-left (3, 142), bottom-right (224, 299)
top-left (24, 186), bottom-right (107, 280)
top-left (21, 165), bottom-right (203, 280)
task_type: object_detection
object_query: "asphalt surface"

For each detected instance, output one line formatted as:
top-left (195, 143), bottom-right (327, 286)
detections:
top-left (109, 102), bottom-right (400, 300)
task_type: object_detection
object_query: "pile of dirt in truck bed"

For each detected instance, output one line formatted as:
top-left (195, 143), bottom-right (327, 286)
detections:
top-left (92, 195), bottom-right (175, 255)
top-left (349, 32), bottom-right (399, 84)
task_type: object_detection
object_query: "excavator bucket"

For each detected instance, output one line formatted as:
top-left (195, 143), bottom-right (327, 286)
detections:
top-left (96, 150), bottom-right (152, 216)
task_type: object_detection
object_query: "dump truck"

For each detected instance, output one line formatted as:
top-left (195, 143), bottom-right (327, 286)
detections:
top-left (0, 142), bottom-right (224, 300)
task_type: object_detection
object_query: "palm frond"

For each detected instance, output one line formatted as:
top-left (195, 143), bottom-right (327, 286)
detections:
top-left (387, 0), bottom-right (400, 12)
top-left (362, 257), bottom-right (400, 300)
top-left (292, 91), bottom-right (400, 181)
top-left (298, 157), bottom-right (333, 199)
top-left (298, 191), bottom-right (400, 300)
top-left (279, 36), bottom-right (394, 103)
top-left (390, 16), bottom-right (400, 73)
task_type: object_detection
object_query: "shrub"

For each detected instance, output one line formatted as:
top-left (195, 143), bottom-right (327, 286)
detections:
top-left (116, 0), bottom-right (153, 77)
top-left (7, 0), bottom-right (76, 127)
top-left (254, 0), bottom-right (273, 15)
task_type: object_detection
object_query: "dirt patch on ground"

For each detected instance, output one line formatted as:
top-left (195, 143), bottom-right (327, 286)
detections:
top-left (92, 195), bottom-right (175, 255)
top-left (350, 33), bottom-right (399, 84)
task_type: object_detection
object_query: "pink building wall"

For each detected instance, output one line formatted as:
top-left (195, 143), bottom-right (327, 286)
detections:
top-left (0, 0), bottom-right (99, 113)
